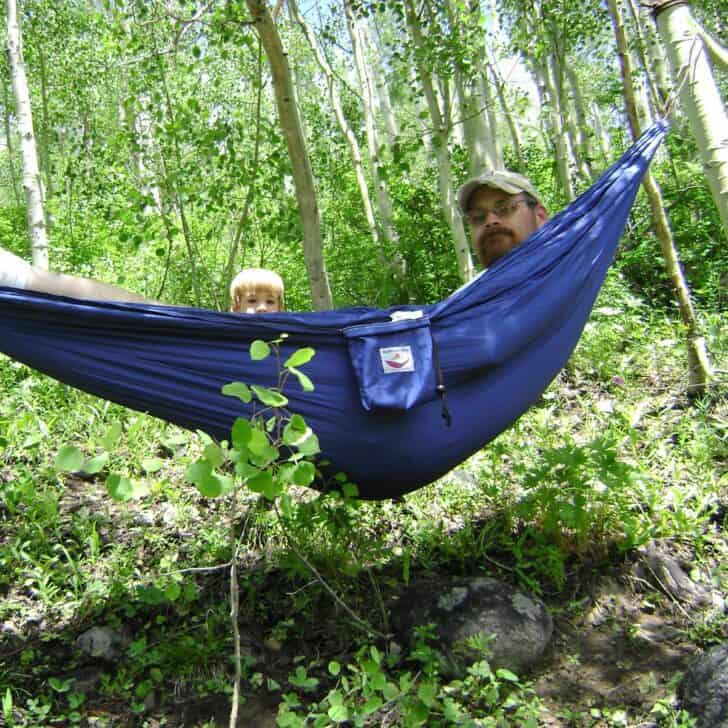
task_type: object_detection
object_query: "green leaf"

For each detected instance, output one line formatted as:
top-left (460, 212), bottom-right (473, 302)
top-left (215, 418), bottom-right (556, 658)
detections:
top-left (203, 443), bottom-right (225, 468)
top-left (283, 419), bottom-right (311, 447)
top-left (250, 340), bottom-right (271, 360)
top-left (342, 482), bottom-right (359, 498)
top-left (284, 347), bottom-right (315, 368)
top-left (82, 452), bottom-right (109, 475)
top-left (164, 582), bottom-right (181, 601)
top-left (186, 459), bottom-right (213, 486)
top-left (417, 683), bottom-right (437, 707)
top-left (288, 367), bottom-right (315, 392)
top-left (328, 661), bottom-right (341, 676)
top-left (327, 704), bottom-right (348, 723)
top-left (196, 472), bottom-right (233, 498)
top-left (231, 418), bottom-right (252, 449)
top-left (248, 428), bottom-right (270, 455)
top-left (106, 474), bottom-right (134, 502)
top-left (292, 461), bottom-right (315, 487)
top-left (48, 677), bottom-right (74, 693)
top-left (495, 668), bottom-right (520, 682)
top-left (141, 458), bottom-right (163, 474)
top-left (246, 470), bottom-right (272, 493)
top-left (55, 445), bottom-right (84, 472)
top-left (222, 382), bottom-right (252, 403)
top-left (296, 432), bottom-right (320, 456)
top-left (363, 696), bottom-right (383, 715)
top-left (251, 385), bottom-right (288, 407)
top-left (101, 422), bottom-right (122, 450)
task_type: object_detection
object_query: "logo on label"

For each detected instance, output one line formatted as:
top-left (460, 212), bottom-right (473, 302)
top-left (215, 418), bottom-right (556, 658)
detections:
top-left (380, 346), bottom-right (414, 373)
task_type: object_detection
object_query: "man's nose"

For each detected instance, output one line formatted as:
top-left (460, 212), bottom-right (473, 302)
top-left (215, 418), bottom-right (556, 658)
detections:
top-left (483, 210), bottom-right (502, 226)
top-left (256, 302), bottom-right (268, 312)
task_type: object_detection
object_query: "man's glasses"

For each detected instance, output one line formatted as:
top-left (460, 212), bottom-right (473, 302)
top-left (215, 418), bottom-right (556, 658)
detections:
top-left (462, 197), bottom-right (531, 226)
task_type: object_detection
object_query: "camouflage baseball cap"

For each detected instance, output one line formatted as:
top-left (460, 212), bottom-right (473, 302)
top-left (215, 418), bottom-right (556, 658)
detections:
top-left (457, 170), bottom-right (541, 212)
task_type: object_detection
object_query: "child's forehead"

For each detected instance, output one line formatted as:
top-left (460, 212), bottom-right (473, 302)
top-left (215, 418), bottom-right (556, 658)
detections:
top-left (242, 283), bottom-right (280, 296)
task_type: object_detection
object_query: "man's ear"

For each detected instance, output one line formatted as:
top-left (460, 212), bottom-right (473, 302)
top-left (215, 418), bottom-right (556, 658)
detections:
top-left (534, 203), bottom-right (549, 228)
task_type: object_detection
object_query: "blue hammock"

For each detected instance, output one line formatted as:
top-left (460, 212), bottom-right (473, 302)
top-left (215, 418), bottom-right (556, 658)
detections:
top-left (0, 122), bottom-right (667, 499)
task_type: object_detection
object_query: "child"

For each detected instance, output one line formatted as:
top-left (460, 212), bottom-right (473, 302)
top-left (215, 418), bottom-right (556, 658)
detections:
top-left (229, 267), bottom-right (285, 313)
top-left (1, 247), bottom-right (283, 313)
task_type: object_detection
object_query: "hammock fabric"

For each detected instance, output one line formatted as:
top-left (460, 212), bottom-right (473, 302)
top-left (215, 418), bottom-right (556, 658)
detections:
top-left (0, 121), bottom-right (667, 500)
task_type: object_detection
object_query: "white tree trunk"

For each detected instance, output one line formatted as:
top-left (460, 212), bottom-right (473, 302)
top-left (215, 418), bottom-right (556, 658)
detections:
top-left (6, 0), bottom-right (48, 268)
top-left (343, 0), bottom-right (405, 279)
top-left (653, 1), bottom-right (728, 239)
top-left (609, 0), bottom-right (712, 394)
top-left (364, 19), bottom-right (399, 147)
top-left (404, 0), bottom-right (474, 282)
top-left (246, 0), bottom-right (333, 310)
top-left (293, 0), bottom-right (405, 279)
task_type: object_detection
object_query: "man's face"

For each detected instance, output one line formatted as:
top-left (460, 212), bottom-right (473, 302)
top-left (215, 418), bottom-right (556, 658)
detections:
top-left (466, 186), bottom-right (548, 267)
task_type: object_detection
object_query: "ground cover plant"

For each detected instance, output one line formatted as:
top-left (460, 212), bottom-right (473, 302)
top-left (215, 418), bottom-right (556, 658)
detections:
top-left (0, 270), bottom-right (725, 727)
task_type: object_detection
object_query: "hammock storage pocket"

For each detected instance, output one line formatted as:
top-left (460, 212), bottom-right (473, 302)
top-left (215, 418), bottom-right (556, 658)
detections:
top-left (343, 313), bottom-right (437, 412)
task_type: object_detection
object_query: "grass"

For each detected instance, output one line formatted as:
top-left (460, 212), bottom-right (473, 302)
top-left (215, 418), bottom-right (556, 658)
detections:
top-left (0, 272), bottom-right (726, 726)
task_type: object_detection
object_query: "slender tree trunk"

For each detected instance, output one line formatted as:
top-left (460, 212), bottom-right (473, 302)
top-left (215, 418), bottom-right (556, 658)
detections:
top-left (365, 18), bottom-right (399, 147)
top-left (3, 82), bottom-right (21, 207)
top-left (404, 0), bottom-right (474, 282)
top-left (37, 47), bottom-right (53, 208)
top-left (348, 5), bottom-right (406, 268)
top-left (304, 0), bottom-right (406, 280)
top-left (609, 0), bottom-right (712, 394)
top-left (6, 0), bottom-right (48, 268)
top-left (652, 1), bottom-right (728, 240)
top-left (246, 0), bottom-right (333, 310)
top-left (486, 56), bottom-right (525, 172)
top-left (565, 65), bottom-right (595, 180)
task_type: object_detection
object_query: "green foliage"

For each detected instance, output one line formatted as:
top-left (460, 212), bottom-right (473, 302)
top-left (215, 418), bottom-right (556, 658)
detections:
top-left (278, 630), bottom-right (541, 727)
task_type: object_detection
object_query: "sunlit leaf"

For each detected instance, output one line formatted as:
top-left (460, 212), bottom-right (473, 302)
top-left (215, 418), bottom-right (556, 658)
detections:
top-left (251, 385), bottom-right (288, 407)
top-left (292, 461), bottom-right (315, 487)
top-left (289, 367), bottom-right (314, 392)
top-left (55, 445), bottom-right (84, 472)
top-left (250, 340), bottom-right (271, 360)
top-left (82, 452), bottom-right (109, 475)
top-left (247, 470), bottom-right (273, 494)
top-left (284, 347), bottom-right (315, 368)
top-left (185, 459), bottom-right (213, 485)
top-left (231, 418), bottom-right (252, 449)
top-left (101, 422), bottom-right (123, 450)
top-left (222, 382), bottom-right (252, 403)
top-left (141, 458), bottom-right (163, 474)
top-left (106, 474), bottom-right (134, 502)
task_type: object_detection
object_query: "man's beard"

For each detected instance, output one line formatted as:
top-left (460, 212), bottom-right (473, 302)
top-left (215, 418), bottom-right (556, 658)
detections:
top-left (477, 226), bottom-right (515, 265)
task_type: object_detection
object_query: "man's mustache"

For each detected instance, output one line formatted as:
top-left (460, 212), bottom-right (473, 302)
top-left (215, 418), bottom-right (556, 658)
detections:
top-left (478, 226), bottom-right (513, 248)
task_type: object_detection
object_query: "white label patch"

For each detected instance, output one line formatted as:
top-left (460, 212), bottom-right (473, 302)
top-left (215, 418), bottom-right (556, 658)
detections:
top-left (380, 346), bottom-right (414, 373)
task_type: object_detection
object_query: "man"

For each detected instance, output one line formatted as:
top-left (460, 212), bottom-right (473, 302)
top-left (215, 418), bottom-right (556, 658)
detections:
top-left (457, 170), bottom-right (549, 268)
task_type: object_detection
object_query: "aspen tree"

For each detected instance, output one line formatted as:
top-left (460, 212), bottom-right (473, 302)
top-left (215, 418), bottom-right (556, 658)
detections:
top-left (609, 0), bottom-right (712, 393)
top-left (403, 0), bottom-right (474, 282)
top-left (6, 0), bottom-right (48, 268)
top-left (245, 0), bottom-right (333, 310)
top-left (652, 0), bottom-right (728, 240)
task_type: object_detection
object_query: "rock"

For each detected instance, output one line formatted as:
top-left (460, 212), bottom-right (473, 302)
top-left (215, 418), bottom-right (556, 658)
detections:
top-left (677, 642), bottom-right (728, 727)
top-left (391, 576), bottom-right (552, 675)
top-left (635, 542), bottom-right (710, 606)
top-left (76, 626), bottom-right (128, 661)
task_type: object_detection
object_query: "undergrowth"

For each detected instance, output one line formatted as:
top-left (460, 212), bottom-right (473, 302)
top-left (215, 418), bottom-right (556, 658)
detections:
top-left (0, 273), bottom-right (725, 726)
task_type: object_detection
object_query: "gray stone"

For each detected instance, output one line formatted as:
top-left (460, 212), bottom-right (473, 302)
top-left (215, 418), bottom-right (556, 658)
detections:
top-left (391, 576), bottom-right (552, 676)
top-left (678, 642), bottom-right (728, 728)
top-left (636, 542), bottom-right (709, 606)
top-left (75, 626), bottom-right (127, 660)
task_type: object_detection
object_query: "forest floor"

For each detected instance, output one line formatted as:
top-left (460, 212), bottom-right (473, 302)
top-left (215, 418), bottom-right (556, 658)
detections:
top-left (1, 303), bottom-right (726, 727)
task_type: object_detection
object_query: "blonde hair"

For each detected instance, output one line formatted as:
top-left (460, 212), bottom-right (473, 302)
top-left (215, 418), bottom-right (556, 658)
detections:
top-left (229, 268), bottom-right (285, 312)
